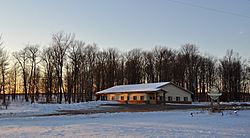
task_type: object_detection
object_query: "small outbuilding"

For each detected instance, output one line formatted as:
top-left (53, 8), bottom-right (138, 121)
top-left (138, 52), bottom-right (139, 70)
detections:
top-left (96, 82), bottom-right (193, 104)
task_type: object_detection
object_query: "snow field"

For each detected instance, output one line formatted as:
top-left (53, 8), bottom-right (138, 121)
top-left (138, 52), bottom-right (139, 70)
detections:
top-left (0, 109), bottom-right (250, 138)
top-left (0, 101), bottom-right (117, 118)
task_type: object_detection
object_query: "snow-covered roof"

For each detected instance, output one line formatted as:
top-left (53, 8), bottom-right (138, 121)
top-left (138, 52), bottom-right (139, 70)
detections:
top-left (96, 82), bottom-right (170, 94)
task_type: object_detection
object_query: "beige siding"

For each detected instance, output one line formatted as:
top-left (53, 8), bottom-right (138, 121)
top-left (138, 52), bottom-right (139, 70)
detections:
top-left (161, 84), bottom-right (192, 101)
top-left (107, 93), bottom-right (122, 101)
top-left (128, 93), bottom-right (148, 100)
top-left (107, 93), bottom-right (148, 101)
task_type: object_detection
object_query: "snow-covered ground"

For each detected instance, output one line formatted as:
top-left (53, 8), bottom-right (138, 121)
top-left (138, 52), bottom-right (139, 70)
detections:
top-left (192, 102), bottom-right (250, 106)
top-left (1, 102), bottom-right (250, 137)
top-left (0, 110), bottom-right (250, 138)
top-left (0, 101), bottom-right (116, 118)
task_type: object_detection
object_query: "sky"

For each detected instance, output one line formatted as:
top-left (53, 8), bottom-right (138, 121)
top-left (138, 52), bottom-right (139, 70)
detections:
top-left (0, 0), bottom-right (249, 58)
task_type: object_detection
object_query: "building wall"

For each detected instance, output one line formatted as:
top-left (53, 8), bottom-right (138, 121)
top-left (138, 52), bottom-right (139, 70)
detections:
top-left (107, 93), bottom-right (148, 101)
top-left (161, 84), bottom-right (192, 102)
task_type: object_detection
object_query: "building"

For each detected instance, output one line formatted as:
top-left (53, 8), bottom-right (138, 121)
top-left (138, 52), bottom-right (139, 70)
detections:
top-left (96, 82), bottom-right (193, 104)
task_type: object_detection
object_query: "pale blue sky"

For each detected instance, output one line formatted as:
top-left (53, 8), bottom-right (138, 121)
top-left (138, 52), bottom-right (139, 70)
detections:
top-left (0, 0), bottom-right (249, 58)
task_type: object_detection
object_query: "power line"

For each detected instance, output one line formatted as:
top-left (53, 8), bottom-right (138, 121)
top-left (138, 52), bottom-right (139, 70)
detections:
top-left (166, 0), bottom-right (250, 19)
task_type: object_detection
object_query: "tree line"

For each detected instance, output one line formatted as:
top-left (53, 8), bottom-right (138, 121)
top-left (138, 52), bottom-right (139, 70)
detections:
top-left (0, 32), bottom-right (249, 105)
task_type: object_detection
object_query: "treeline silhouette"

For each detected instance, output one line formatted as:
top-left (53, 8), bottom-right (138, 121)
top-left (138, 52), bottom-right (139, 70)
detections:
top-left (0, 32), bottom-right (249, 104)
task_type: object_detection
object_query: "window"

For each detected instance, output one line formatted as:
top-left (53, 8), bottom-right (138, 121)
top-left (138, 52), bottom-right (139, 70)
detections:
top-left (140, 96), bottom-right (145, 101)
top-left (168, 96), bottom-right (172, 101)
top-left (101, 96), bottom-right (107, 101)
top-left (111, 96), bottom-right (115, 100)
top-left (121, 96), bottom-right (124, 100)
top-left (127, 96), bottom-right (130, 100)
top-left (176, 97), bottom-right (180, 101)
top-left (133, 96), bottom-right (137, 100)
top-left (184, 97), bottom-right (188, 101)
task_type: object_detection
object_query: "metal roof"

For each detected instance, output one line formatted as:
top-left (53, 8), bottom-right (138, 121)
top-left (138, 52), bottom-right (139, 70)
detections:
top-left (96, 82), bottom-right (170, 94)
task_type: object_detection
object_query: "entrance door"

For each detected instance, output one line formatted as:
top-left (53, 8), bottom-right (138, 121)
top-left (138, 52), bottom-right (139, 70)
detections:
top-left (148, 93), bottom-right (156, 104)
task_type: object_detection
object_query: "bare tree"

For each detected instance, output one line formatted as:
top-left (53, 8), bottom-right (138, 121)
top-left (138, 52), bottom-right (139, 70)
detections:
top-left (83, 44), bottom-right (98, 101)
top-left (106, 48), bottom-right (119, 87)
top-left (142, 51), bottom-right (155, 83)
top-left (95, 50), bottom-right (108, 92)
top-left (13, 48), bottom-right (29, 102)
top-left (51, 32), bottom-right (74, 103)
top-left (41, 47), bottom-right (55, 103)
top-left (180, 44), bottom-right (200, 101)
top-left (153, 46), bottom-right (166, 82)
top-left (64, 63), bottom-right (73, 103)
top-left (116, 54), bottom-right (126, 85)
top-left (68, 40), bottom-right (85, 103)
top-left (240, 60), bottom-right (249, 101)
top-left (125, 49), bottom-right (143, 84)
top-left (79, 47), bottom-right (87, 102)
top-left (172, 53), bottom-right (186, 87)
top-left (219, 50), bottom-right (242, 102)
top-left (0, 35), bottom-right (9, 106)
top-left (9, 63), bottom-right (18, 101)
top-left (26, 45), bottom-right (40, 103)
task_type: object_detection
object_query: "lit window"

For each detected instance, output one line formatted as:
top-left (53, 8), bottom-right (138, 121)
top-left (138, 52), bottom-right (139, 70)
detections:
top-left (111, 96), bottom-right (115, 100)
